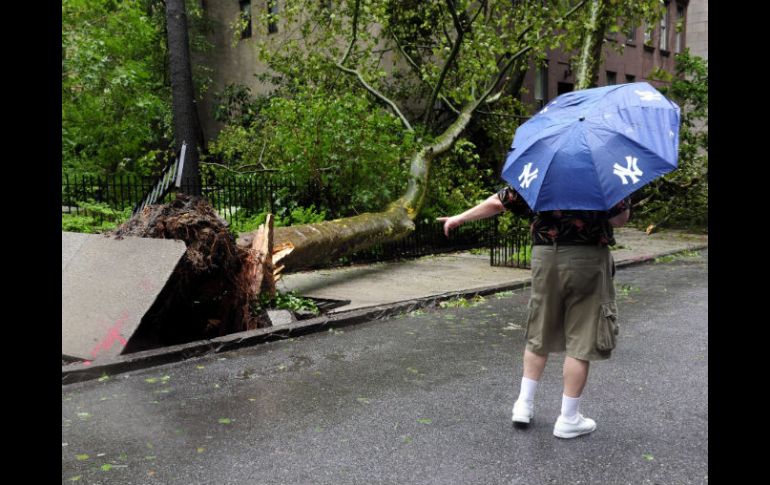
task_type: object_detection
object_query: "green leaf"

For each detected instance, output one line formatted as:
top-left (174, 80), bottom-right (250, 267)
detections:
top-left (75, 454), bottom-right (89, 461)
top-left (417, 418), bottom-right (433, 424)
top-left (218, 418), bottom-right (232, 424)
top-left (643, 454), bottom-right (654, 461)
top-left (101, 464), bottom-right (113, 471)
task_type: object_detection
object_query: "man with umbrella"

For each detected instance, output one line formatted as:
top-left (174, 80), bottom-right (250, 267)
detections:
top-left (439, 82), bottom-right (680, 439)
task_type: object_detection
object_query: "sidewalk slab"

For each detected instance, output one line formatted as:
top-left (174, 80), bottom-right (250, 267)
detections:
top-left (62, 232), bottom-right (187, 361)
top-left (279, 227), bottom-right (707, 314)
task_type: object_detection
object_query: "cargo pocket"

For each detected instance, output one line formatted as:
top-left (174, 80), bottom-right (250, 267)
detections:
top-left (524, 298), bottom-right (535, 341)
top-left (596, 302), bottom-right (619, 351)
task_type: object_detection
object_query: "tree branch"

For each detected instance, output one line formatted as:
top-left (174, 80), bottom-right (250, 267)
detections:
top-left (467, 1), bottom-right (487, 32)
top-left (574, 0), bottom-right (609, 90)
top-left (476, 0), bottom-right (588, 108)
top-left (339, 0), bottom-right (361, 66)
top-left (200, 161), bottom-right (279, 174)
top-left (335, 63), bottom-right (413, 131)
top-left (390, 29), bottom-right (460, 115)
top-left (446, 0), bottom-right (464, 32)
top-left (423, 0), bottom-right (472, 126)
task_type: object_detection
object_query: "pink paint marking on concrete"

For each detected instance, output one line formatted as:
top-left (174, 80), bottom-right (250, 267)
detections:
top-left (138, 279), bottom-right (155, 292)
top-left (90, 312), bottom-right (130, 359)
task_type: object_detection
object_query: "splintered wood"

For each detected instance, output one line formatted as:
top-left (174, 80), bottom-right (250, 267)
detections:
top-left (247, 214), bottom-right (294, 300)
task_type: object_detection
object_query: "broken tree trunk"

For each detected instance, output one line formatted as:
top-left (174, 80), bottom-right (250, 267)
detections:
top-left (237, 104), bottom-right (477, 272)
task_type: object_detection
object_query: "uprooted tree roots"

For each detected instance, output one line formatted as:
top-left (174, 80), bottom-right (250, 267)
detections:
top-left (110, 194), bottom-right (277, 351)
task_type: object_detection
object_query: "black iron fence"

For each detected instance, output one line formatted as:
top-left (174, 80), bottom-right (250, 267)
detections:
top-left (489, 216), bottom-right (533, 269)
top-left (62, 173), bottom-right (156, 214)
top-left (61, 172), bottom-right (297, 218)
top-left (333, 218), bottom-right (496, 267)
top-left (62, 172), bottom-right (531, 268)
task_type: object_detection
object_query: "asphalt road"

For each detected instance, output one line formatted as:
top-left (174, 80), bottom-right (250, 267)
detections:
top-left (62, 249), bottom-right (708, 485)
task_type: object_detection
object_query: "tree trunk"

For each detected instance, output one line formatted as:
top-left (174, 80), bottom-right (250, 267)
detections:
top-left (166, 0), bottom-right (203, 194)
top-left (237, 105), bottom-right (477, 271)
top-left (574, 0), bottom-right (610, 90)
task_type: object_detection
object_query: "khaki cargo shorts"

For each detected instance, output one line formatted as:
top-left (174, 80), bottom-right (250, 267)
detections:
top-left (525, 244), bottom-right (619, 361)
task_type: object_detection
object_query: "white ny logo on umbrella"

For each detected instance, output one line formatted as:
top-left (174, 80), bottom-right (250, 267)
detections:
top-left (634, 90), bottom-right (662, 102)
top-left (613, 156), bottom-right (643, 185)
top-left (518, 162), bottom-right (539, 188)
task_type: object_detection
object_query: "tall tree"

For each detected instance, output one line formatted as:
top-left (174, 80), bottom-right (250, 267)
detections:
top-left (62, 0), bottom-right (172, 176)
top-left (165, 0), bottom-right (204, 193)
top-left (227, 0), bottom-right (664, 271)
top-left (574, 0), bottom-right (664, 89)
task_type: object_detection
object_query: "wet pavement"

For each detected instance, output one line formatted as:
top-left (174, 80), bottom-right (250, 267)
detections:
top-left (62, 250), bottom-right (707, 485)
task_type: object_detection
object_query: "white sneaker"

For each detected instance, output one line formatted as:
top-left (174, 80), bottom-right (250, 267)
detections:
top-left (553, 413), bottom-right (597, 438)
top-left (512, 399), bottom-right (534, 425)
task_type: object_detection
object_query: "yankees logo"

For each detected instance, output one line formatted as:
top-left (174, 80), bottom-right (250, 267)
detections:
top-left (634, 90), bottom-right (662, 102)
top-left (613, 156), bottom-right (643, 185)
top-left (518, 162), bottom-right (539, 188)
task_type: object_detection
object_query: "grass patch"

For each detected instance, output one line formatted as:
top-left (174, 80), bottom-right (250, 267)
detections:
top-left (654, 250), bottom-right (700, 264)
top-left (439, 295), bottom-right (486, 309)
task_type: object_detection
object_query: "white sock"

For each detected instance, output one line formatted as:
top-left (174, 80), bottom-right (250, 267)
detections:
top-left (561, 394), bottom-right (581, 418)
top-left (517, 377), bottom-right (539, 404)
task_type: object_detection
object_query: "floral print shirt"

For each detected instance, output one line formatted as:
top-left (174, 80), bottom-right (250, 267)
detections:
top-left (496, 186), bottom-right (631, 246)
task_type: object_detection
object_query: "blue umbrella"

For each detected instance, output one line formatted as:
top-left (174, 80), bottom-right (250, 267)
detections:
top-left (501, 82), bottom-right (680, 211)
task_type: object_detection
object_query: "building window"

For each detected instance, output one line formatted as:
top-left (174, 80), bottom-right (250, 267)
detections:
top-left (267, 0), bottom-right (279, 34)
top-left (625, 25), bottom-right (636, 44)
top-left (239, 1), bottom-right (252, 39)
top-left (659, 3), bottom-right (670, 51)
top-left (625, 74), bottom-right (636, 84)
top-left (675, 5), bottom-right (685, 53)
top-left (643, 22), bottom-right (652, 46)
top-left (534, 64), bottom-right (548, 107)
top-left (606, 71), bottom-right (617, 86)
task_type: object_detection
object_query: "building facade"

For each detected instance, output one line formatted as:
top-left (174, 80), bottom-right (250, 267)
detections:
top-left (519, 1), bottom-right (691, 111)
top-left (684, 0), bottom-right (707, 60)
top-left (195, 1), bottom-right (698, 140)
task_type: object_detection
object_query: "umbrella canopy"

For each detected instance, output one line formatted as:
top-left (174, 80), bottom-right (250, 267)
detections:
top-left (501, 82), bottom-right (680, 211)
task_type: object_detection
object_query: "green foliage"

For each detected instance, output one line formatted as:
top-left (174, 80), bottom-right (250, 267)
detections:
top-left (209, 86), bottom-right (419, 218)
top-left (420, 137), bottom-right (497, 220)
top-left (61, 200), bottom-right (132, 234)
top-left (213, 84), bottom-right (269, 128)
top-left (257, 291), bottom-right (319, 316)
top-left (207, 0), bottom-right (603, 223)
top-left (62, 0), bottom-right (173, 177)
top-left (227, 205), bottom-right (327, 235)
top-left (62, 0), bottom-right (212, 178)
top-left (439, 295), bottom-right (486, 309)
top-left (641, 50), bottom-right (708, 230)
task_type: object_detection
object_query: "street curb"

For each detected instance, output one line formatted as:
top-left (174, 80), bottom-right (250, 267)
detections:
top-left (613, 244), bottom-right (708, 269)
top-left (62, 244), bottom-right (706, 385)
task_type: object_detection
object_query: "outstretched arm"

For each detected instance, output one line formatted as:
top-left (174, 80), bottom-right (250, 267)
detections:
top-left (437, 194), bottom-right (506, 237)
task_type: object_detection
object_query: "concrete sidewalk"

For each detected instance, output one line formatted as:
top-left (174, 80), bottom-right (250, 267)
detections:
top-left (278, 227), bottom-right (708, 314)
top-left (62, 227), bottom-right (707, 383)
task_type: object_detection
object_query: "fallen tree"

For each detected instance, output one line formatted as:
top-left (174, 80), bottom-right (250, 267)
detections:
top-left (111, 195), bottom-right (290, 349)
